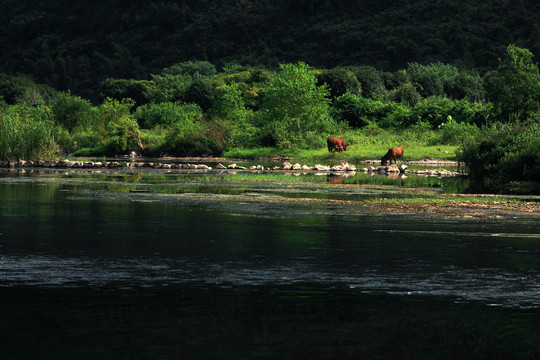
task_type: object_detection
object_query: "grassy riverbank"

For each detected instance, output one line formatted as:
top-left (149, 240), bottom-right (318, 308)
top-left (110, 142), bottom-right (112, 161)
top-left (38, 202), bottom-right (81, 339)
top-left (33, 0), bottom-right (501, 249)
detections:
top-left (224, 142), bottom-right (458, 162)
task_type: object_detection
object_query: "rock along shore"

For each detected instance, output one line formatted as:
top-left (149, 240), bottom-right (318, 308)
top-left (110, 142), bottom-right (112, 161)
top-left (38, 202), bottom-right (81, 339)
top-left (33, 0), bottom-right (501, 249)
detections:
top-left (0, 159), bottom-right (463, 177)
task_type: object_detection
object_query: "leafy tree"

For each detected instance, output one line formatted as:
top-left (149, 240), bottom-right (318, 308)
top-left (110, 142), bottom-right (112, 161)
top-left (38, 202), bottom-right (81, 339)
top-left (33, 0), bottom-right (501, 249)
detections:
top-left (208, 84), bottom-right (256, 148)
top-left (96, 98), bottom-right (135, 141)
top-left (389, 82), bottom-right (422, 107)
top-left (436, 116), bottom-right (480, 145)
top-left (382, 69), bottom-right (409, 90)
top-left (0, 76), bottom-right (57, 105)
top-left (106, 115), bottom-right (144, 154)
top-left (331, 93), bottom-right (377, 128)
top-left (134, 102), bottom-right (203, 129)
top-left (458, 121), bottom-right (540, 193)
top-left (183, 77), bottom-right (216, 111)
top-left (52, 91), bottom-right (96, 134)
top-left (99, 78), bottom-right (154, 106)
top-left (351, 66), bottom-right (386, 100)
top-left (445, 70), bottom-right (486, 102)
top-left (145, 73), bottom-right (190, 103)
top-left (484, 45), bottom-right (540, 122)
top-left (161, 61), bottom-right (217, 77)
top-left (407, 62), bottom-right (460, 98)
top-left (162, 117), bottom-right (221, 156)
top-left (222, 68), bottom-right (274, 110)
top-left (316, 68), bottom-right (361, 99)
top-left (259, 62), bottom-right (335, 148)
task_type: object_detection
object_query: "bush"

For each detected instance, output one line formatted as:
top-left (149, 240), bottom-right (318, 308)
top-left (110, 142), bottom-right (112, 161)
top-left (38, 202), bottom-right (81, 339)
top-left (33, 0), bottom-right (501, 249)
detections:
top-left (332, 93), bottom-right (382, 128)
top-left (99, 78), bottom-right (154, 106)
top-left (134, 102), bottom-right (203, 129)
top-left (436, 116), bottom-right (479, 145)
top-left (106, 115), bottom-right (143, 154)
top-left (407, 62), bottom-right (459, 98)
top-left (207, 84), bottom-right (257, 148)
top-left (182, 77), bottom-right (217, 111)
top-left (332, 93), bottom-right (408, 130)
top-left (316, 68), bottom-right (361, 99)
top-left (389, 82), bottom-right (422, 107)
top-left (351, 66), bottom-right (386, 100)
top-left (163, 120), bottom-right (223, 156)
top-left (405, 97), bottom-right (456, 128)
top-left (0, 76), bottom-right (57, 105)
top-left (457, 121), bottom-right (540, 193)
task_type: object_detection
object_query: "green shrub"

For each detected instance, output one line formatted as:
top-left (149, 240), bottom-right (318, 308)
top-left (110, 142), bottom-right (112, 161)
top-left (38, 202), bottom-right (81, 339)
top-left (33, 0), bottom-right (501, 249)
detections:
top-left (457, 121), bottom-right (540, 193)
top-left (0, 76), bottom-right (57, 105)
top-left (332, 93), bottom-right (395, 128)
top-left (407, 62), bottom-right (459, 98)
top-left (134, 102), bottom-right (203, 129)
top-left (316, 68), bottom-right (361, 99)
top-left (106, 115), bottom-right (143, 154)
top-left (351, 65), bottom-right (387, 100)
top-left (436, 116), bottom-right (480, 145)
top-left (99, 78), bottom-right (154, 106)
top-left (207, 84), bottom-right (257, 149)
top-left (163, 120), bottom-right (222, 156)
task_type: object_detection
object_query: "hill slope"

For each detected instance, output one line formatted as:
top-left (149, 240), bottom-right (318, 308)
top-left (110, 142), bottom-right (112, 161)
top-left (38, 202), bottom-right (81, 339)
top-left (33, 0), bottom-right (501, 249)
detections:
top-left (1, 0), bottom-right (539, 99)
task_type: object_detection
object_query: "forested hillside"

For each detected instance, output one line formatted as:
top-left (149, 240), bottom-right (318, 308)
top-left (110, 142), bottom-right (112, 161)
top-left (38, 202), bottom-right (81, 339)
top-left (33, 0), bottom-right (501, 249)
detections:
top-left (1, 0), bottom-right (539, 99)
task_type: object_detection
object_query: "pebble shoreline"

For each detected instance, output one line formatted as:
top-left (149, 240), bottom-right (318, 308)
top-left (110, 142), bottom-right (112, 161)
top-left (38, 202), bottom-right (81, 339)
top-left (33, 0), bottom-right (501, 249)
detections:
top-left (0, 159), bottom-right (464, 177)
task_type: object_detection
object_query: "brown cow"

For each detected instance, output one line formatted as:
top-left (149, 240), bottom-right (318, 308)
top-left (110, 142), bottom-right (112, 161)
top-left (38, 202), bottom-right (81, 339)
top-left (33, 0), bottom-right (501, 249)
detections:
top-left (381, 146), bottom-right (404, 165)
top-left (327, 137), bottom-right (348, 153)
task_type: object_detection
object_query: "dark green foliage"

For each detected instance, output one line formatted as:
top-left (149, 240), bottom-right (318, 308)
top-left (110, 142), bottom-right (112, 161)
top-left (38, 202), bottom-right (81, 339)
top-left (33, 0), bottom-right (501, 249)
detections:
top-left (52, 91), bottom-right (95, 134)
top-left (445, 70), bottom-right (486, 102)
top-left (484, 45), bottom-right (540, 122)
top-left (134, 102), bottom-right (203, 129)
top-left (145, 73), bottom-right (190, 104)
top-left (162, 120), bottom-right (225, 156)
top-left (1, 0), bottom-right (539, 100)
top-left (182, 78), bottom-right (216, 111)
top-left (406, 97), bottom-right (490, 128)
top-left (382, 70), bottom-right (409, 90)
top-left (99, 78), bottom-right (154, 106)
top-left (106, 115), bottom-right (143, 155)
top-left (222, 68), bottom-right (274, 110)
top-left (350, 66), bottom-right (386, 100)
top-left (458, 121), bottom-right (540, 193)
top-left (389, 82), bottom-right (422, 107)
top-left (436, 116), bottom-right (480, 145)
top-left (161, 61), bottom-right (217, 77)
top-left (332, 93), bottom-right (382, 128)
top-left (0, 76), bottom-right (57, 105)
top-left (316, 68), bottom-right (361, 99)
top-left (407, 62), bottom-right (460, 98)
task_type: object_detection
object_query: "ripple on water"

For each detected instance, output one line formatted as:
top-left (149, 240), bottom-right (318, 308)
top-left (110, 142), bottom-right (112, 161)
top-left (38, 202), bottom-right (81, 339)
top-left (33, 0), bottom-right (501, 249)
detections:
top-left (1, 255), bottom-right (540, 308)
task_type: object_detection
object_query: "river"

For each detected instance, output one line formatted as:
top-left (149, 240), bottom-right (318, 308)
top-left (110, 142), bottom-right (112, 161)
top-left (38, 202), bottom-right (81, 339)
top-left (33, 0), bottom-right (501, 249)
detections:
top-left (0, 167), bottom-right (539, 359)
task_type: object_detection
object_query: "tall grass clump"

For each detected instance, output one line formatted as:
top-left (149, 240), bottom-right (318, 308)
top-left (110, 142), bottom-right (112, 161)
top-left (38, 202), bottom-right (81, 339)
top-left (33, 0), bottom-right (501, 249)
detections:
top-left (0, 104), bottom-right (57, 160)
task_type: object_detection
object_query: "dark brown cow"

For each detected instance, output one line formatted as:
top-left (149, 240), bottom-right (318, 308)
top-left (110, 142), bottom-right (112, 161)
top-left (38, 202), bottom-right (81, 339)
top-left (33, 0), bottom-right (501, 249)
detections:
top-left (381, 146), bottom-right (404, 165)
top-left (327, 137), bottom-right (348, 153)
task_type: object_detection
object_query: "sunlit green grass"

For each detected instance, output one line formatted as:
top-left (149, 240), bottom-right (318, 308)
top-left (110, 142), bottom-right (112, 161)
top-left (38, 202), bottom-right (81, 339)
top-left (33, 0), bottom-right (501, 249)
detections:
top-left (224, 129), bottom-right (458, 162)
